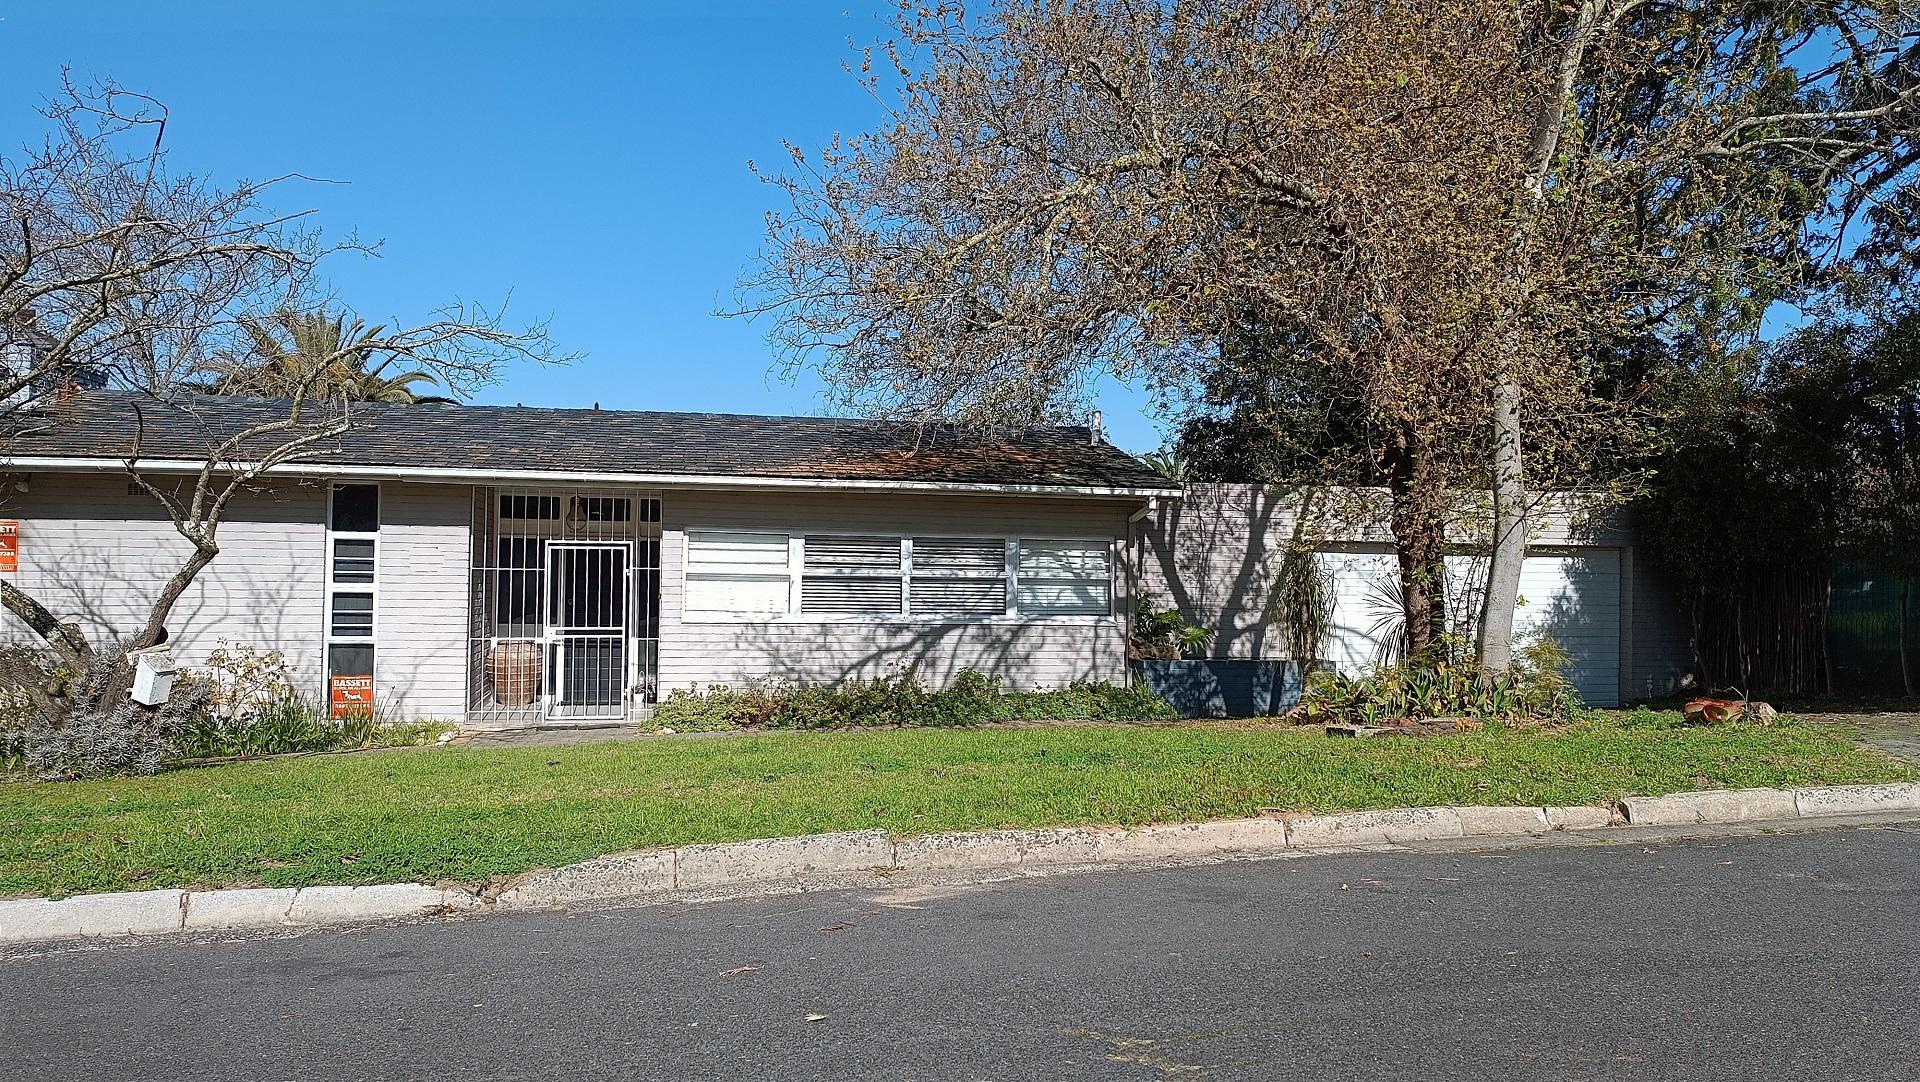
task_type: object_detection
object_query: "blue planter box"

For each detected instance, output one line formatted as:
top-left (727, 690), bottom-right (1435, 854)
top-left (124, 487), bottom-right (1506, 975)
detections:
top-left (1133, 659), bottom-right (1306, 719)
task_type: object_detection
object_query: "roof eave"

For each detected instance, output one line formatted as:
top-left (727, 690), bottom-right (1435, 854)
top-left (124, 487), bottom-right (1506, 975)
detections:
top-left (1, 454), bottom-right (1183, 501)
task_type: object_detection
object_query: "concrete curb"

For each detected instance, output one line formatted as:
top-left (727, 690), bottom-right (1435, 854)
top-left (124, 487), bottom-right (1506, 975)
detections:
top-left (5, 782), bottom-right (1915, 947)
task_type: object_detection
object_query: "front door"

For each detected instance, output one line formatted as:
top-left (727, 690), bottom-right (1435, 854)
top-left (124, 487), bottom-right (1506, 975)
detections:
top-left (543, 542), bottom-right (631, 722)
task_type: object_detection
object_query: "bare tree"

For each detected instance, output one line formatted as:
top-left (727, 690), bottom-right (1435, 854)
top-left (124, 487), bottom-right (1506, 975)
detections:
top-left (0, 78), bottom-right (558, 733)
top-left (739, 0), bottom-right (1920, 670)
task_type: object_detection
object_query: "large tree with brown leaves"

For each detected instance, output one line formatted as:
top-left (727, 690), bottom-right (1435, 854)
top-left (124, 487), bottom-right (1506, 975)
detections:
top-left (742, 0), bottom-right (1920, 669)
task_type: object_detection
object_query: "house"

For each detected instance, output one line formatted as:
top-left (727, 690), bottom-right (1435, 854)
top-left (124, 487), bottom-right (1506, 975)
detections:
top-left (0, 392), bottom-right (1691, 726)
top-left (1134, 484), bottom-right (1695, 706)
top-left (2, 392), bottom-right (1174, 726)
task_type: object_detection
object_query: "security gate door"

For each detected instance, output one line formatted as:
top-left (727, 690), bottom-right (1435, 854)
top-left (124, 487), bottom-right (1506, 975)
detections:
top-left (544, 542), bottom-right (631, 721)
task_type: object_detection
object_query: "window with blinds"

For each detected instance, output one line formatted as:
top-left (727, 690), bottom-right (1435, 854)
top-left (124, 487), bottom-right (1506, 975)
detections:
top-left (801, 535), bottom-right (904, 614)
top-left (1016, 539), bottom-right (1112, 615)
top-left (678, 530), bottom-right (1114, 620)
top-left (685, 531), bottom-right (792, 613)
top-left (910, 537), bottom-right (1008, 615)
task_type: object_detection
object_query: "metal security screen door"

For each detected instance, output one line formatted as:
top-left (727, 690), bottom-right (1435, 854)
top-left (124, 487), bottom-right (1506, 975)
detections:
top-left (544, 542), bottom-right (630, 721)
top-left (468, 488), bottom-right (660, 727)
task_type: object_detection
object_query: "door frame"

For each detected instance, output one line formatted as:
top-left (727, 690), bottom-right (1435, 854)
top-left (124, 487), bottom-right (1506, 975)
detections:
top-left (541, 539), bottom-right (635, 722)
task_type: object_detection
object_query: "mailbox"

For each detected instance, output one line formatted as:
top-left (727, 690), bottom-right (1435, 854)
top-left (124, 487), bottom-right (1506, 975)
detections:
top-left (129, 646), bottom-right (177, 707)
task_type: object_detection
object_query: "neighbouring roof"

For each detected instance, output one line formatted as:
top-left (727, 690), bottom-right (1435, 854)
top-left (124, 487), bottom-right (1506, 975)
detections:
top-left (3, 391), bottom-right (1174, 494)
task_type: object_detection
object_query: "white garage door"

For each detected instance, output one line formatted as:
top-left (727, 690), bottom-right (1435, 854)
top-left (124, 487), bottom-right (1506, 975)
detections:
top-left (1318, 548), bottom-right (1621, 705)
top-left (1318, 551), bottom-right (1406, 675)
top-left (1511, 550), bottom-right (1621, 706)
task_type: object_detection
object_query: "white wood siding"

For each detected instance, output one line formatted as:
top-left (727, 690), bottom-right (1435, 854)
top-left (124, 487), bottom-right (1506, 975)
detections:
top-left (373, 482), bottom-right (471, 718)
top-left (1, 473), bottom-right (471, 720)
top-left (661, 491), bottom-right (1132, 691)
top-left (1, 472), bottom-right (328, 686)
top-left (1317, 548), bottom-right (1624, 704)
top-left (1140, 484), bottom-right (1692, 705)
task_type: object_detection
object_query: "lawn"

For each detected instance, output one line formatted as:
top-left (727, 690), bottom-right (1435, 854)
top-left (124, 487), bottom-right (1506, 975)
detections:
top-left (2, 711), bottom-right (1911, 898)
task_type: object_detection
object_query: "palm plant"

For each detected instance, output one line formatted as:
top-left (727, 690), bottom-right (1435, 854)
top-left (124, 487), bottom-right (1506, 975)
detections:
top-left (1141, 448), bottom-right (1189, 481)
top-left (206, 308), bottom-right (453, 404)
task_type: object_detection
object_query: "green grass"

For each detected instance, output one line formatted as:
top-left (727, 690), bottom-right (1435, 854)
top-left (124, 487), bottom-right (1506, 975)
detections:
top-left (1, 711), bottom-right (1911, 898)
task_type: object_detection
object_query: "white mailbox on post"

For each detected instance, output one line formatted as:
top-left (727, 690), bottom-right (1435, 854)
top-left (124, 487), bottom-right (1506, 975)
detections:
top-left (128, 645), bottom-right (177, 707)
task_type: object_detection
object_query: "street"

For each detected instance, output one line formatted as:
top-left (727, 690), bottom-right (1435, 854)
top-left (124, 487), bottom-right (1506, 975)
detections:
top-left (2, 824), bottom-right (1916, 1081)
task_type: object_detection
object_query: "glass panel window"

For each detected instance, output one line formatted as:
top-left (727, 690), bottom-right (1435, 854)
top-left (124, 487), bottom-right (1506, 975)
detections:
top-left (329, 592), bottom-right (375, 637)
top-left (331, 484), bottom-right (380, 533)
top-left (328, 643), bottom-right (374, 678)
top-left (801, 536), bottom-right (903, 615)
top-left (576, 496), bottom-right (631, 522)
top-left (326, 643), bottom-right (375, 719)
top-left (500, 494), bottom-right (561, 520)
top-left (685, 531), bottom-right (791, 613)
top-left (1016, 540), bottom-right (1112, 616)
top-left (910, 537), bottom-right (1007, 615)
top-left (331, 538), bottom-right (376, 584)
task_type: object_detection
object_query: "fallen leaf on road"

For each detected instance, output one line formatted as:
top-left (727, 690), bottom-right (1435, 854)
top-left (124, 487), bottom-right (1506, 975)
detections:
top-left (819, 921), bottom-right (851, 933)
top-left (719, 965), bottom-right (761, 977)
top-left (805, 1012), bottom-right (829, 1023)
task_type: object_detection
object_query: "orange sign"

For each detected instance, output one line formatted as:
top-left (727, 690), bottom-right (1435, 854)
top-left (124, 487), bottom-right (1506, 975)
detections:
top-left (329, 674), bottom-right (374, 718)
top-left (0, 520), bottom-right (17, 574)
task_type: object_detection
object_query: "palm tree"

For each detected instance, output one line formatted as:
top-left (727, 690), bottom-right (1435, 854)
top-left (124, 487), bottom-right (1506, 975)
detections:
top-left (1142, 447), bottom-right (1189, 481)
top-left (206, 308), bottom-right (453, 404)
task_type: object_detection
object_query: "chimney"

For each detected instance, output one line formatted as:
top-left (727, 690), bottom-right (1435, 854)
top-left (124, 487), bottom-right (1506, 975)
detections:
top-left (3, 307), bottom-right (62, 412)
top-left (1089, 409), bottom-right (1104, 446)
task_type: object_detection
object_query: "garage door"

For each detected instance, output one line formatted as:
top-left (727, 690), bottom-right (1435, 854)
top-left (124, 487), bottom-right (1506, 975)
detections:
top-left (1318, 549), bottom-right (1621, 705)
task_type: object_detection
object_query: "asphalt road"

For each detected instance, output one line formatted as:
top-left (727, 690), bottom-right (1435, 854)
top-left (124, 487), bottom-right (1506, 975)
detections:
top-left (3, 825), bottom-right (1917, 1082)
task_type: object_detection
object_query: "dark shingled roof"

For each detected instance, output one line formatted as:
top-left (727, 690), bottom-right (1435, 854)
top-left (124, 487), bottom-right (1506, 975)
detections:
top-left (5, 391), bottom-right (1172, 492)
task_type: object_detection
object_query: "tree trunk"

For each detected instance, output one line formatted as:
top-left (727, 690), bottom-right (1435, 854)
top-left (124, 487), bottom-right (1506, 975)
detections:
top-left (1474, 8), bottom-right (1602, 676)
top-left (89, 539), bottom-right (221, 711)
top-left (1387, 429), bottom-right (1448, 660)
top-left (0, 580), bottom-right (95, 670)
top-left (1478, 376), bottom-right (1527, 673)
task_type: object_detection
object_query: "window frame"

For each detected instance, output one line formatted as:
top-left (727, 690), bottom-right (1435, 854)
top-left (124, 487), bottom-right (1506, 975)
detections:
top-left (1014, 537), bottom-right (1117, 617)
top-left (322, 483), bottom-right (381, 703)
top-left (678, 528), bottom-right (1116, 624)
top-left (682, 529), bottom-right (797, 615)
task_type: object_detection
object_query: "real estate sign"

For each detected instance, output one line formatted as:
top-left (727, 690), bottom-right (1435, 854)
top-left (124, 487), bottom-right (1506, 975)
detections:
top-left (329, 674), bottom-right (374, 718)
top-left (0, 520), bottom-right (18, 573)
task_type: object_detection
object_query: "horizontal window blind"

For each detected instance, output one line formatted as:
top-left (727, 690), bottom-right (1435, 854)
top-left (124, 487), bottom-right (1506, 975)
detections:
top-left (331, 538), bottom-right (376, 584)
top-left (686, 531), bottom-right (791, 613)
top-left (911, 537), bottom-right (1007, 615)
top-left (1016, 540), bottom-right (1111, 615)
top-left (802, 536), bottom-right (903, 614)
top-left (329, 592), bottom-right (375, 637)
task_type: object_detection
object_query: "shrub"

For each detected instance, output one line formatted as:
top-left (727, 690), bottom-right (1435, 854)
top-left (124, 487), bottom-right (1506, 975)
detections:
top-left (652, 668), bottom-right (1177, 731)
top-left (18, 649), bottom-right (218, 781)
top-left (1129, 596), bottom-right (1216, 660)
top-left (172, 692), bottom-right (455, 759)
top-left (1297, 634), bottom-right (1585, 725)
top-left (200, 640), bottom-right (299, 721)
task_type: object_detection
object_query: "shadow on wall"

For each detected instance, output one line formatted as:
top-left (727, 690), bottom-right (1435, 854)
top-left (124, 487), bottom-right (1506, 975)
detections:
top-left (4, 550), bottom-right (318, 677)
top-left (682, 617), bottom-right (1126, 692)
top-left (1139, 484), bottom-right (1301, 660)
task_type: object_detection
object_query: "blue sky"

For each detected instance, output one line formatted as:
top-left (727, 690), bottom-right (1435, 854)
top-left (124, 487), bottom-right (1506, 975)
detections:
top-left (0, 2), bottom-right (1166, 450)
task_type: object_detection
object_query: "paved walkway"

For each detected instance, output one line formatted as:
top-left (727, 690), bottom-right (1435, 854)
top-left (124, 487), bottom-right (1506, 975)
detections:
top-left (1798, 712), bottom-right (1920, 762)
top-left (447, 725), bottom-right (652, 750)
